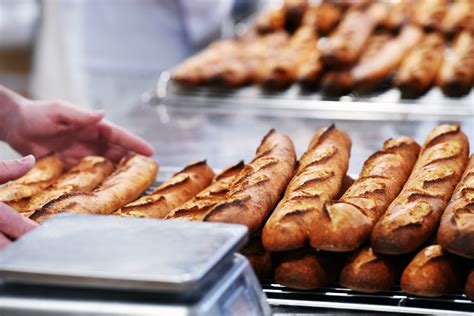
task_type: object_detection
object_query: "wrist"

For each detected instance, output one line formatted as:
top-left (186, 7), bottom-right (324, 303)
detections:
top-left (0, 85), bottom-right (22, 142)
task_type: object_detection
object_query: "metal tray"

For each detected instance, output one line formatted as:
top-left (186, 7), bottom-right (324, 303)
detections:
top-left (0, 214), bottom-right (248, 294)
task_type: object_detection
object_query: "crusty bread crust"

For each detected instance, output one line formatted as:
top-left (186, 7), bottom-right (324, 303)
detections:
top-left (311, 137), bottom-right (420, 252)
top-left (262, 125), bottom-right (351, 252)
top-left (371, 124), bottom-right (469, 255)
top-left (205, 129), bottom-right (297, 234)
top-left (166, 161), bottom-right (244, 221)
top-left (31, 154), bottom-right (158, 223)
top-left (118, 160), bottom-right (214, 218)
top-left (437, 154), bottom-right (474, 259)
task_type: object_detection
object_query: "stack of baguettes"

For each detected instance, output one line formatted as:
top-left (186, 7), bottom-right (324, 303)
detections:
top-left (1, 124), bottom-right (472, 300)
top-left (172, 0), bottom-right (474, 98)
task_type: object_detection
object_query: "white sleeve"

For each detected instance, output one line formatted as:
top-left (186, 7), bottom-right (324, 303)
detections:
top-left (179, 0), bottom-right (234, 46)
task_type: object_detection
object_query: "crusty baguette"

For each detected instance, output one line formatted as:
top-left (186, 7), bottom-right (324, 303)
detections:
top-left (441, 0), bottom-right (474, 36)
top-left (241, 235), bottom-right (273, 281)
top-left (400, 245), bottom-right (467, 297)
top-left (204, 129), bottom-right (297, 234)
top-left (380, 0), bottom-right (413, 32)
top-left (466, 268), bottom-right (474, 300)
top-left (413, 0), bottom-right (448, 32)
top-left (437, 154), bottom-right (474, 259)
top-left (311, 137), bottom-right (420, 252)
top-left (301, 2), bottom-right (342, 35)
top-left (371, 124), bottom-right (469, 255)
top-left (119, 161), bottom-right (214, 218)
top-left (23, 156), bottom-right (114, 217)
top-left (322, 26), bottom-right (423, 95)
top-left (0, 155), bottom-right (64, 204)
top-left (395, 33), bottom-right (446, 98)
top-left (274, 248), bottom-right (345, 290)
top-left (31, 154), bottom-right (158, 224)
top-left (166, 161), bottom-right (244, 221)
top-left (437, 31), bottom-right (474, 97)
top-left (283, 0), bottom-right (309, 32)
top-left (255, 7), bottom-right (286, 35)
top-left (340, 247), bottom-right (406, 293)
top-left (320, 3), bottom-right (388, 68)
top-left (262, 125), bottom-right (351, 252)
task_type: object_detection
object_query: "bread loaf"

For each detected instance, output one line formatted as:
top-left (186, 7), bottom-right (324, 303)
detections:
top-left (241, 235), bottom-right (274, 281)
top-left (371, 124), bottom-right (469, 255)
top-left (0, 155), bottom-right (64, 205)
top-left (31, 154), bottom-right (158, 223)
top-left (301, 2), bottom-right (342, 35)
top-left (274, 248), bottom-right (345, 289)
top-left (437, 31), bottom-right (474, 97)
top-left (283, 0), bottom-right (309, 32)
top-left (204, 129), bottom-right (297, 234)
top-left (413, 0), bottom-right (448, 32)
top-left (23, 156), bottom-right (113, 217)
top-left (395, 33), bottom-right (446, 98)
top-left (441, 0), bottom-right (474, 36)
top-left (311, 137), bottom-right (420, 252)
top-left (437, 154), bottom-right (474, 259)
top-left (466, 268), bottom-right (474, 300)
top-left (400, 245), bottom-right (467, 297)
top-left (262, 125), bottom-right (351, 252)
top-left (119, 161), bottom-right (214, 218)
top-left (340, 247), bottom-right (406, 293)
top-left (166, 161), bottom-right (244, 221)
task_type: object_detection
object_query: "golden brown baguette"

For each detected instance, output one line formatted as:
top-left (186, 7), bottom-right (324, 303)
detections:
top-left (380, 0), bottom-right (413, 32)
top-left (371, 124), bottom-right (469, 255)
top-left (31, 154), bottom-right (158, 224)
top-left (437, 154), bottom-right (474, 259)
top-left (322, 25), bottom-right (423, 95)
top-left (400, 245), bottom-right (468, 297)
top-left (311, 137), bottom-right (420, 252)
top-left (466, 268), bottom-right (474, 300)
top-left (166, 161), bottom-right (244, 221)
top-left (301, 2), bottom-right (342, 35)
top-left (437, 31), bottom-right (474, 97)
top-left (118, 161), bottom-right (214, 218)
top-left (413, 0), bottom-right (448, 32)
top-left (395, 33), bottom-right (446, 98)
top-left (340, 247), bottom-right (407, 293)
top-left (283, 0), bottom-right (309, 32)
top-left (204, 129), bottom-right (297, 234)
top-left (320, 3), bottom-right (388, 68)
top-left (22, 156), bottom-right (114, 217)
top-left (262, 125), bottom-right (351, 252)
top-left (0, 155), bottom-right (64, 205)
top-left (255, 7), bottom-right (286, 34)
top-left (441, 0), bottom-right (474, 36)
top-left (274, 248), bottom-right (345, 290)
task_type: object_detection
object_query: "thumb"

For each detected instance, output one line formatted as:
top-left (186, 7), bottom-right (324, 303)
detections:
top-left (53, 102), bottom-right (105, 127)
top-left (0, 155), bottom-right (36, 184)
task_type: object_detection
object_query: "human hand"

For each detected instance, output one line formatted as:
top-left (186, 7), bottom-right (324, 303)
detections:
top-left (0, 86), bottom-right (154, 167)
top-left (0, 155), bottom-right (38, 250)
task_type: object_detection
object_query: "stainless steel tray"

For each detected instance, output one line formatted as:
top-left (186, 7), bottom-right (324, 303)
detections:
top-left (150, 71), bottom-right (474, 121)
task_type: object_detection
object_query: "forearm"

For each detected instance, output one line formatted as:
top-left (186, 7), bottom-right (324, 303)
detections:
top-left (0, 85), bottom-right (22, 142)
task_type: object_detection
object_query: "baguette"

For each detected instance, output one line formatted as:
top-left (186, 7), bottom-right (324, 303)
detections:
top-left (301, 3), bottom-right (342, 35)
top-left (437, 31), bottom-right (474, 97)
top-left (441, 0), bottom-right (474, 36)
top-left (204, 129), bottom-right (297, 234)
top-left (241, 235), bottom-right (273, 280)
top-left (166, 161), bottom-right (244, 221)
top-left (255, 7), bottom-right (286, 35)
top-left (0, 155), bottom-right (64, 204)
top-left (413, 0), bottom-right (448, 32)
top-left (340, 247), bottom-right (406, 293)
top-left (371, 124), bottom-right (469, 255)
top-left (119, 161), bottom-right (214, 218)
top-left (437, 154), bottom-right (474, 259)
top-left (311, 137), bottom-right (420, 252)
top-left (380, 0), bottom-right (413, 32)
top-left (274, 248), bottom-right (344, 290)
top-left (320, 3), bottom-right (388, 68)
top-left (466, 268), bottom-right (474, 300)
top-left (22, 156), bottom-right (114, 217)
top-left (322, 26), bottom-right (423, 95)
top-left (400, 245), bottom-right (467, 297)
top-left (262, 125), bottom-right (351, 252)
top-left (31, 154), bottom-right (158, 224)
top-left (395, 33), bottom-right (446, 98)
top-left (283, 0), bottom-right (309, 32)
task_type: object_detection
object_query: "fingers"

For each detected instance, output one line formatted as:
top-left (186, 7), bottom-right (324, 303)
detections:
top-left (0, 202), bottom-right (38, 239)
top-left (0, 155), bottom-right (36, 184)
top-left (98, 120), bottom-right (154, 157)
top-left (50, 101), bottom-right (104, 127)
top-left (0, 233), bottom-right (11, 251)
